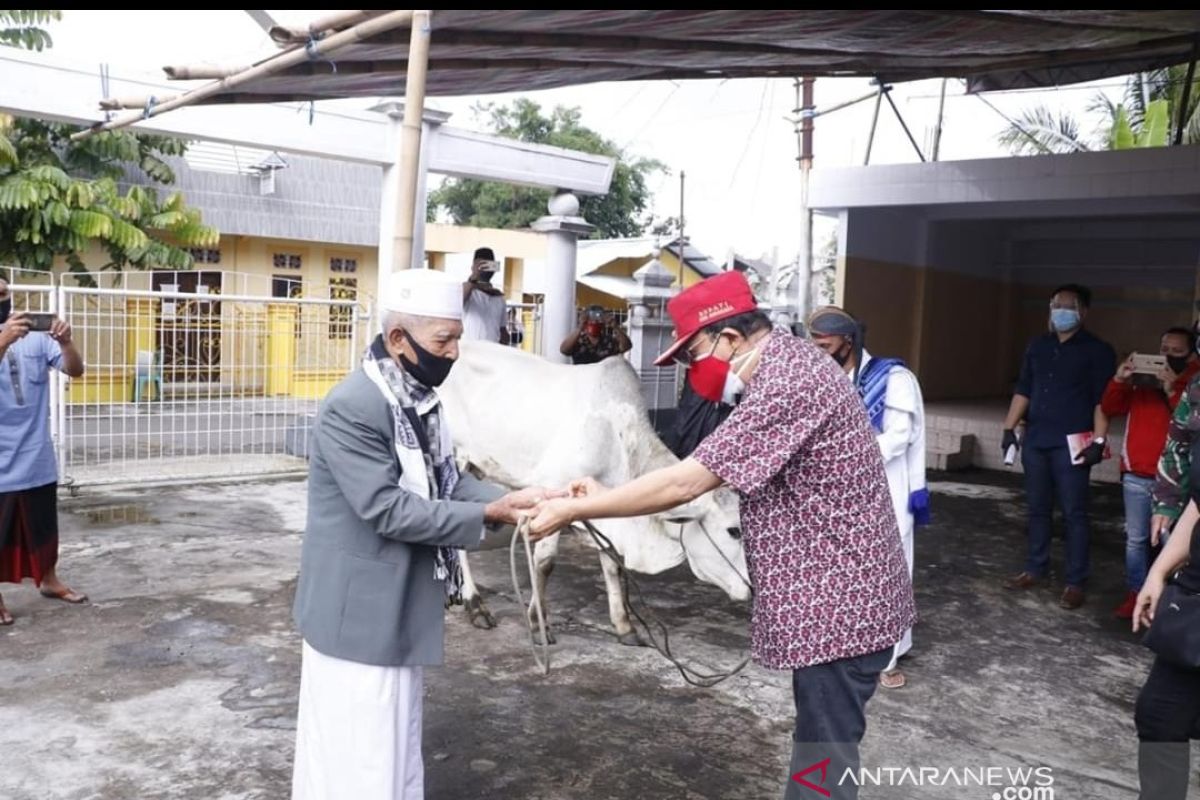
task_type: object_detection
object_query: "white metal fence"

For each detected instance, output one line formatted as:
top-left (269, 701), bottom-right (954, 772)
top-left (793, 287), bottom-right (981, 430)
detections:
top-left (7, 276), bottom-right (370, 488)
top-left (507, 301), bottom-right (543, 354)
top-left (2, 270), bottom-right (665, 488)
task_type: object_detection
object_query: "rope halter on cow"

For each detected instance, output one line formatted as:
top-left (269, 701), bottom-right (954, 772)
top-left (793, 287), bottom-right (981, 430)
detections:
top-left (510, 516), bottom-right (751, 688)
top-left (510, 515), bottom-right (551, 675)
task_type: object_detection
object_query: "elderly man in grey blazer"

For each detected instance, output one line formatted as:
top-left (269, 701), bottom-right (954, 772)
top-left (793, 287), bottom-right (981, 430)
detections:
top-left (291, 269), bottom-right (556, 800)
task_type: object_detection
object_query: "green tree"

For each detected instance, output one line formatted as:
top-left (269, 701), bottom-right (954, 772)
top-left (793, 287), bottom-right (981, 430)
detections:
top-left (0, 10), bottom-right (59, 50)
top-left (0, 11), bottom-right (218, 281)
top-left (429, 99), bottom-right (665, 238)
top-left (997, 65), bottom-right (1200, 155)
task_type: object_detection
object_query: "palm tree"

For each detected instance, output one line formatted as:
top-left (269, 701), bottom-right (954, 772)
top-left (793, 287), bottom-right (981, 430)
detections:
top-left (0, 10), bottom-right (59, 51)
top-left (998, 65), bottom-right (1200, 154)
top-left (997, 106), bottom-right (1092, 155)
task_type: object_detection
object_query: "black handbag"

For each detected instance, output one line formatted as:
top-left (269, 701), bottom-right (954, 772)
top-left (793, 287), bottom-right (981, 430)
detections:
top-left (1143, 581), bottom-right (1200, 669)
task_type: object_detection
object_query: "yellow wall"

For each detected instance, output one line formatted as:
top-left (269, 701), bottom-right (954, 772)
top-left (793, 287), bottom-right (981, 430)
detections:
top-left (582, 251), bottom-right (712, 308)
top-left (575, 285), bottom-right (626, 311)
top-left (227, 236), bottom-right (378, 302)
top-left (425, 224), bottom-right (548, 263)
top-left (33, 229), bottom-right (720, 402)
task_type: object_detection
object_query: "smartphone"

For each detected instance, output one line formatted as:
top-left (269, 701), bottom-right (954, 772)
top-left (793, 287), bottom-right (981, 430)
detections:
top-left (1130, 353), bottom-right (1167, 375)
top-left (1128, 353), bottom-right (1167, 387)
top-left (25, 312), bottom-right (55, 333)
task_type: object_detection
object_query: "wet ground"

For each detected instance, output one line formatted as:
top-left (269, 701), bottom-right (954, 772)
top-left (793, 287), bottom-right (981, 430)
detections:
top-left (0, 471), bottom-right (1165, 799)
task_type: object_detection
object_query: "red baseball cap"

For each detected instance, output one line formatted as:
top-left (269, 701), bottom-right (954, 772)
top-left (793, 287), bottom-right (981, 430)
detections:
top-left (653, 271), bottom-right (759, 366)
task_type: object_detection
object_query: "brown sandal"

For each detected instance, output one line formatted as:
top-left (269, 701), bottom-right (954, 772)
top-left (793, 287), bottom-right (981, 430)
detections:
top-left (880, 669), bottom-right (906, 689)
top-left (0, 605), bottom-right (13, 626)
top-left (39, 586), bottom-right (88, 604)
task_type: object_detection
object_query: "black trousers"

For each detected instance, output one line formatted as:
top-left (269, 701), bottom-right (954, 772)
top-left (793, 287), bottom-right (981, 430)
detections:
top-left (1135, 655), bottom-right (1200, 799)
top-left (783, 647), bottom-right (892, 800)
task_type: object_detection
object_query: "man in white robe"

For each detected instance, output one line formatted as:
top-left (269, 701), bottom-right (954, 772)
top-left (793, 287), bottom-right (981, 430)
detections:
top-left (291, 269), bottom-right (557, 799)
top-left (808, 306), bottom-right (928, 689)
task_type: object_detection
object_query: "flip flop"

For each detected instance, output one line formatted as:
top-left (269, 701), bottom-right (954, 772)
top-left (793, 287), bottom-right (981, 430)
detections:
top-left (0, 606), bottom-right (12, 626)
top-left (880, 669), bottom-right (906, 689)
top-left (39, 587), bottom-right (88, 604)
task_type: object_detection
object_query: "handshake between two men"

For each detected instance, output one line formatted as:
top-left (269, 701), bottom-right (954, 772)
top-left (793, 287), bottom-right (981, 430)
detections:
top-left (481, 478), bottom-right (609, 540)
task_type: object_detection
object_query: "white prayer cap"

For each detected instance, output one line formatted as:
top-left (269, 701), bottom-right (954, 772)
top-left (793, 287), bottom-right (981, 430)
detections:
top-left (380, 269), bottom-right (463, 320)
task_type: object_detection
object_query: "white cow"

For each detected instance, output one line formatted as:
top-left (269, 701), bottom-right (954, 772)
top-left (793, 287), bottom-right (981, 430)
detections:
top-left (439, 341), bottom-right (750, 645)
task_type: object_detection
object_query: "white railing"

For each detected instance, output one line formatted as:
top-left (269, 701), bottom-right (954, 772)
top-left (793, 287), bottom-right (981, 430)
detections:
top-left (7, 277), bottom-right (370, 488)
top-left (507, 301), bottom-right (542, 355)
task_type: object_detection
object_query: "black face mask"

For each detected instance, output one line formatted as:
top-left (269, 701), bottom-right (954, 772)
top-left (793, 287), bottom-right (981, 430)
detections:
top-left (0, 299), bottom-right (9, 324)
top-left (477, 270), bottom-right (495, 283)
top-left (1168, 355), bottom-right (1191, 374)
top-left (400, 330), bottom-right (455, 387)
top-left (832, 342), bottom-right (852, 366)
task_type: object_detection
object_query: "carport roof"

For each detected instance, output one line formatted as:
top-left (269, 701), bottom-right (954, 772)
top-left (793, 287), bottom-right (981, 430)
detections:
top-left (176, 10), bottom-right (1200, 104)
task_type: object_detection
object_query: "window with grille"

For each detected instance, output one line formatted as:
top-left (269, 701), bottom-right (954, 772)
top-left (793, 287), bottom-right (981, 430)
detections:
top-left (329, 277), bottom-right (357, 340)
top-left (188, 248), bottom-right (221, 264)
top-left (330, 257), bottom-right (358, 273)
top-left (272, 275), bottom-right (303, 299)
top-left (273, 253), bottom-right (302, 270)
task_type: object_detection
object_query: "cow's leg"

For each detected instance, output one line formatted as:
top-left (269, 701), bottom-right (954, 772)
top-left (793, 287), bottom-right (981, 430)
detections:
top-left (459, 549), bottom-right (496, 630)
top-left (527, 533), bottom-right (559, 645)
top-left (599, 550), bottom-right (643, 646)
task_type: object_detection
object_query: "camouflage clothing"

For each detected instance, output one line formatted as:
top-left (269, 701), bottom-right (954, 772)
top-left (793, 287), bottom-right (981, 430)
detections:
top-left (1152, 373), bottom-right (1200, 520)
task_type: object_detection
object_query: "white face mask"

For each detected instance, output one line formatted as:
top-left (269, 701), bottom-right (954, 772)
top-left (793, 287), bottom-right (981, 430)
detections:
top-left (721, 371), bottom-right (745, 405)
top-left (722, 347), bottom-right (758, 405)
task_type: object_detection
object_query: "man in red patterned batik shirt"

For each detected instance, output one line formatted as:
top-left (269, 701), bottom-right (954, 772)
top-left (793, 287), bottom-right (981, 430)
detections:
top-left (528, 271), bottom-right (915, 800)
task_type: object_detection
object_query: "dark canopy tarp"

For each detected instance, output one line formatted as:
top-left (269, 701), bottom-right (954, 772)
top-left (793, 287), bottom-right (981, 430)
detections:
top-left (184, 10), bottom-right (1200, 103)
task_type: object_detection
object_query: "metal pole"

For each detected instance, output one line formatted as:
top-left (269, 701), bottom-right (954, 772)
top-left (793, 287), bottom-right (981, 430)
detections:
top-left (798, 77), bottom-right (814, 323)
top-left (884, 89), bottom-right (926, 162)
top-left (392, 10), bottom-right (432, 272)
top-left (810, 88), bottom-right (880, 120)
top-left (1176, 39), bottom-right (1199, 146)
top-left (677, 170), bottom-right (686, 288)
top-left (932, 78), bottom-right (948, 161)
top-left (864, 84), bottom-right (884, 166)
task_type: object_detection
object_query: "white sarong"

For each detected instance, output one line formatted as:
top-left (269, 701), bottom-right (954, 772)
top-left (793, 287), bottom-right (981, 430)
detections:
top-left (292, 640), bottom-right (424, 800)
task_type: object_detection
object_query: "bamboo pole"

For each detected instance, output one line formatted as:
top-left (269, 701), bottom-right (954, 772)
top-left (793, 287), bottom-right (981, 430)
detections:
top-left (76, 9), bottom-right (415, 140)
top-left (391, 10), bottom-right (432, 272)
top-left (932, 78), bottom-right (947, 161)
top-left (268, 10), bottom-right (384, 46)
top-left (162, 65), bottom-right (249, 81)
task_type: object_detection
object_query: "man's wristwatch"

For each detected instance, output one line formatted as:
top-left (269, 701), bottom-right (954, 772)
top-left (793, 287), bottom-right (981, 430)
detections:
top-left (1093, 436), bottom-right (1107, 446)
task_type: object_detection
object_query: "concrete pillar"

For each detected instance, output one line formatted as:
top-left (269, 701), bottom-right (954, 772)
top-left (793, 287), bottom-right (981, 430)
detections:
top-left (625, 251), bottom-right (680, 415)
top-left (373, 103), bottom-right (451, 291)
top-left (532, 191), bottom-right (594, 363)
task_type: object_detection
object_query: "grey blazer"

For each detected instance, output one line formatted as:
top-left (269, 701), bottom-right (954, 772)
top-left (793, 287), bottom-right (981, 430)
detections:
top-left (293, 368), bottom-right (504, 667)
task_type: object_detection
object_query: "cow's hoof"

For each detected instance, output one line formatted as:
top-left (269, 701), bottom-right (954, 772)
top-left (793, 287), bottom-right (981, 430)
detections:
top-left (465, 596), bottom-right (497, 630)
top-left (617, 631), bottom-right (645, 647)
top-left (532, 628), bottom-right (557, 646)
